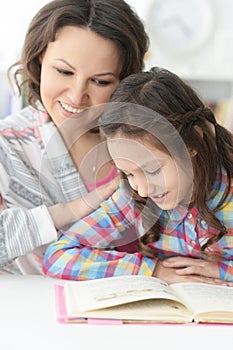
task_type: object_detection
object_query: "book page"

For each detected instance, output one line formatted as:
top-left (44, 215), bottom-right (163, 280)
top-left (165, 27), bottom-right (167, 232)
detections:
top-left (172, 283), bottom-right (233, 316)
top-left (64, 275), bottom-right (185, 315)
top-left (75, 298), bottom-right (192, 323)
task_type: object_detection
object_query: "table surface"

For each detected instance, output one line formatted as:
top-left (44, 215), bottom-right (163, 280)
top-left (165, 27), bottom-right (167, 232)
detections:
top-left (0, 275), bottom-right (232, 350)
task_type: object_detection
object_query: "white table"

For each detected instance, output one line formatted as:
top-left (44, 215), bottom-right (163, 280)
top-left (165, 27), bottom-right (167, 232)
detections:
top-left (0, 275), bottom-right (232, 350)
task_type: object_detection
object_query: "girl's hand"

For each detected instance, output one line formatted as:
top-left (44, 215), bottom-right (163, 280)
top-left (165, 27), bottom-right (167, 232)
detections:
top-left (153, 260), bottom-right (232, 286)
top-left (162, 256), bottom-right (220, 279)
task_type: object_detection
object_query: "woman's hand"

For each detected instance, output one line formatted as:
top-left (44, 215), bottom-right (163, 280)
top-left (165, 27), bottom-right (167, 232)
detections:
top-left (48, 175), bottom-right (120, 230)
top-left (153, 259), bottom-right (232, 286)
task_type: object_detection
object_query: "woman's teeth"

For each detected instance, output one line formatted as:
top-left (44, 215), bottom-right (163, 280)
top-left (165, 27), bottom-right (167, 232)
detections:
top-left (60, 101), bottom-right (84, 113)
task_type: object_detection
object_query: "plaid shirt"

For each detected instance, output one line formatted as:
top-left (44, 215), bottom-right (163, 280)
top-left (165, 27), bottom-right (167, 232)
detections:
top-left (43, 170), bottom-right (233, 282)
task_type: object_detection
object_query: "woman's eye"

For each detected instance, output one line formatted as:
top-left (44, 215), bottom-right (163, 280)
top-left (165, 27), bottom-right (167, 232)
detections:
top-left (56, 68), bottom-right (73, 76)
top-left (93, 78), bottom-right (111, 86)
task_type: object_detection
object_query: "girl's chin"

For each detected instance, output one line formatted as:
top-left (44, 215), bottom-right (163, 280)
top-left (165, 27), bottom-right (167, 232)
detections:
top-left (156, 203), bottom-right (176, 210)
top-left (151, 197), bottom-right (178, 210)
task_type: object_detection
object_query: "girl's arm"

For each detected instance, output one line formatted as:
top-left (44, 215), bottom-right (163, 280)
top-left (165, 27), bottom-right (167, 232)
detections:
top-left (43, 185), bottom-right (157, 280)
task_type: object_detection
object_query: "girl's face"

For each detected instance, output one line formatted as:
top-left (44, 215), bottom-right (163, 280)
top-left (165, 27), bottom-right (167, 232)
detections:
top-left (40, 26), bottom-right (122, 127)
top-left (107, 135), bottom-right (193, 210)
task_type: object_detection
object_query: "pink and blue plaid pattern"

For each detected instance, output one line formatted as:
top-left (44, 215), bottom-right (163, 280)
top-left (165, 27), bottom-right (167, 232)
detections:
top-left (43, 171), bottom-right (233, 282)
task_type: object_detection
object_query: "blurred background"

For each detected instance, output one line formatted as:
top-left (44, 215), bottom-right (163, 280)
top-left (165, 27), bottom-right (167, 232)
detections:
top-left (1, 0), bottom-right (233, 129)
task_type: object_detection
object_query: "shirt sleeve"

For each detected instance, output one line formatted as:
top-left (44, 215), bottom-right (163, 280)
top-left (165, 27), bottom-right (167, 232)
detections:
top-left (0, 205), bottom-right (57, 268)
top-left (216, 206), bottom-right (233, 282)
top-left (218, 237), bottom-right (233, 282)
top-left (218, 261), bottom-right (233, 282)
top-left (43, 184), bottom-right (157, 280)
top-left (216, 227), bottom-right (233, 282)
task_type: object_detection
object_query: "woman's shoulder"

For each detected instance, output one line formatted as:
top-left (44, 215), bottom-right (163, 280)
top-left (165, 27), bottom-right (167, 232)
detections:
top-left (0, 103), bottom-right (48, 130)
top-left (0, 105), bottom-right (38, 129)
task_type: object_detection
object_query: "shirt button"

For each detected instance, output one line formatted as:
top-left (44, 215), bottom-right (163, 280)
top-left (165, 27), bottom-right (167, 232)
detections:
top-left (191, 240), bottom-right (196, 246)
top-left (187, 213), bottom-right (192, 219)
top-left (200, 219), bottom-right (206, 227)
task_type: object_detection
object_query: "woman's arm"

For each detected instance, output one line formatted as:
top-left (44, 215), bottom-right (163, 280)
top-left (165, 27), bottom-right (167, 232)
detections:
top-left (0, 177), bottom-right (119, 269)
top-left (47, 176), bottom-right (120, 229)
top-left (0, 205), bottom-right (57, 268)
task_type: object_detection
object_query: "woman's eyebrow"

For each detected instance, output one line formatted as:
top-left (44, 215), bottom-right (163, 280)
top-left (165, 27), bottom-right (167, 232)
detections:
top-left (55, 59), bottom-right (117, 77)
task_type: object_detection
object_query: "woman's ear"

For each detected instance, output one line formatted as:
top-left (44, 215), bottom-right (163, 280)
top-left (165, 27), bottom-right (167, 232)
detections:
top-left (39, 53), bottom-right (44, 64)
top-left (189, 148), bottom-right (197, 157)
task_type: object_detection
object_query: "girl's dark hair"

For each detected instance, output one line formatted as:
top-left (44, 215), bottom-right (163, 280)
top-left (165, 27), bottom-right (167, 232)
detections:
top-left (100, 67), bottom-right (233, 257)
top-left (8, 0), bottom-right (149, 107)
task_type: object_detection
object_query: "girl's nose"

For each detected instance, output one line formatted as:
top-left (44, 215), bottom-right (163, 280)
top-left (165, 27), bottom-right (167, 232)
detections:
top-left (137, 181), bottom-right (149, 198)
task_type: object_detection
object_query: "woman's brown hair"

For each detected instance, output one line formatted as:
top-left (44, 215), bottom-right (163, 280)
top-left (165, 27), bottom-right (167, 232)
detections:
top-left (8, 0), bottom-right (149, 108)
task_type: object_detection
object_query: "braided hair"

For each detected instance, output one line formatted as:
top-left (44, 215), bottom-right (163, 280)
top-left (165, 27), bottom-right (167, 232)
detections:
top-left (100, 67), bottom-right (233, 256)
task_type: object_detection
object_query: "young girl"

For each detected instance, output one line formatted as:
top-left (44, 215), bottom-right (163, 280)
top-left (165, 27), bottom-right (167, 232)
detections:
top-left (0, 0), bottom-right (149, 274)
top-left (43, 67), bottom-right (233, 284)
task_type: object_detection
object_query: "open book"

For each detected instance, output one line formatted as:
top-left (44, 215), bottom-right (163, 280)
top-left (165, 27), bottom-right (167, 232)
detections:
top-left (55, 275), bottom-right (233, 324)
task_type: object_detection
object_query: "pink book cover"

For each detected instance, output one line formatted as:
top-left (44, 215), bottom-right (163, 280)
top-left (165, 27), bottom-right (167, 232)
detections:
top-left (54, 284), bottom-right (123, 325)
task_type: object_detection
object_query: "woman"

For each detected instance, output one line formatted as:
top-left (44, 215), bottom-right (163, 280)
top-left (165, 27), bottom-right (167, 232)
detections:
top-left (0, 0), bottom-right (149, 274)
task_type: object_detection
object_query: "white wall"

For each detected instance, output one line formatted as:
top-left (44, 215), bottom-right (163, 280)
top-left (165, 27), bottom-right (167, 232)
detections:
top-left (0, 1), bottom-right (49, 69)
top-left (0, 1), bottom-right (49, 117)
top-left (1, 0), bottom-right (233, 75)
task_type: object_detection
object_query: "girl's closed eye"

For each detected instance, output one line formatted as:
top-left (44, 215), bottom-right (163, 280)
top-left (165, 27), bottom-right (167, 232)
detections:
top-left (146, 168), bottom-right (161, 176)
top-left (116, 168), bottom-right (134, 178)
top-left (125, 173), bottom-right (134, 178)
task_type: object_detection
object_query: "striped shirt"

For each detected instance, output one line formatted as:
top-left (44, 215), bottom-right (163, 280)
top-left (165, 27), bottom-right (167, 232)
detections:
top-left (43, 170), bottom-right (233, 282)
top-left (0, 103), bottom-right (118, 274)
top-left (0, 105), bottom-right (118, 274)
top-left (0, 105), bottom-right (88, 273)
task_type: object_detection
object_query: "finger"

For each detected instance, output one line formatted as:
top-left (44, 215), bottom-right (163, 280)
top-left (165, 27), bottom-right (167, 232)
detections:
top-left (201, 278), bottom-right (230, 286)
top-left (190, 276), bottom-right (229, 286)
top-left (163, 257), bottom-right (203, 268)
top-left (176, 266), bottom-right (201, 275)
top-left (212, 278), bottom-right (233, 287)
top-left (175, 262), bottom-right (220, 279)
